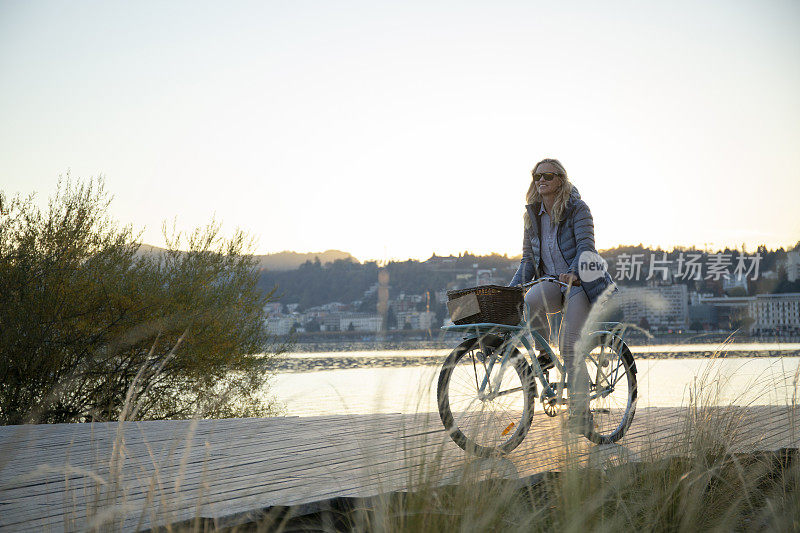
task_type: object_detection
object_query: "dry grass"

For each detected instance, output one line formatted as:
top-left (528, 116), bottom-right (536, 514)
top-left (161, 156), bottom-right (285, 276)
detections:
top-left (2, 347), bottom-right (799, 532)
top-left (209, 349), bottom-right (800, 532)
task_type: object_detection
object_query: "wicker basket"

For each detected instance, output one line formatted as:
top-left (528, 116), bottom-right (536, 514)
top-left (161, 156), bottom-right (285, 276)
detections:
top-left (446, 284), bottom-right (524, 325)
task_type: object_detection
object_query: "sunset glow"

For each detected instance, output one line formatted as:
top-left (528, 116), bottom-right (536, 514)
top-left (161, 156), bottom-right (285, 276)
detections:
top-left (2, 0), bottom-right (798, 261)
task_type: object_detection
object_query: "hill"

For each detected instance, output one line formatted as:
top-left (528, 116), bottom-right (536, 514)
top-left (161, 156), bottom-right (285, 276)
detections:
top-left (253, 250), bottom-right (356, 271)
top-left (135, 244), bottom-right (356, 271)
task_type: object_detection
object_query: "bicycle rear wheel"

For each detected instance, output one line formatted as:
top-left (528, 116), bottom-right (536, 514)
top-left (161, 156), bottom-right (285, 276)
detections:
top-left (582, 333), bottom-right (637, 445)
top-left (437, 335), bottom-right (536, 457)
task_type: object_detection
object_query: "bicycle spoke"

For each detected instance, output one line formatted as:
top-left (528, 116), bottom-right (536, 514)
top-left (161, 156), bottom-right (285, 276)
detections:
top-left (581, 335), bottom-right (637, 444)
top-left (493, 386), bottom-right (524, 398)
top-left (470, 352), bottom-right (480, 391)
top-left (442, 340), bottom-right (530, 452)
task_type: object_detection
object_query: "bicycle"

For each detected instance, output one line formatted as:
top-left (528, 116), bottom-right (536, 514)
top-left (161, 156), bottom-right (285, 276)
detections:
top-left (437, 276), bottom-right (637, 457)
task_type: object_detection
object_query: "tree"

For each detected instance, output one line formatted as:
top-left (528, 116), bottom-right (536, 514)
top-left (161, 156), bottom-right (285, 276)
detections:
top-left (0, 178), bottom-right (283, 425)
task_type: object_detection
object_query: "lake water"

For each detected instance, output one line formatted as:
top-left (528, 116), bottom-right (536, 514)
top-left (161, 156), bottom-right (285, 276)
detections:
top-left (270, 349), bottom-right (800, 417)
top-left (286, 343), bottom-right (800, 358)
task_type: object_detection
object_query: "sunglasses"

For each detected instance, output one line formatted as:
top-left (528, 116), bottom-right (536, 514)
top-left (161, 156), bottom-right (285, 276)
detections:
top-left (533, 172), bottom-right (562, 182)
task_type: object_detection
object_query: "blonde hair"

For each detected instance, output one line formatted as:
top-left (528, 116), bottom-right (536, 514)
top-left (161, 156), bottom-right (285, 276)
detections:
top-left (523, 158), bottom-right (573, 229)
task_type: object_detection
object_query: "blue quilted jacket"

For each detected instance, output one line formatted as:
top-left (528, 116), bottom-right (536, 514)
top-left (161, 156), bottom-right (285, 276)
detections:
top-left (508, 187), bottom-right (615, 304)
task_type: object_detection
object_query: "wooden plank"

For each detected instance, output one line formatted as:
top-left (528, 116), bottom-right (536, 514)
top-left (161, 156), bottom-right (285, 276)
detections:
top-left (1, 407), bottom-right (797, 532)
top-left (0, 406), bottom-right (708, 510)
top-left (0, 408), bottom-right (744, 520)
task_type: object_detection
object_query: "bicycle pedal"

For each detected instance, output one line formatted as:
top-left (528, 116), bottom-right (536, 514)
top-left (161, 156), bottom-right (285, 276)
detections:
top-left (540, 386), bottom-right (557, 401)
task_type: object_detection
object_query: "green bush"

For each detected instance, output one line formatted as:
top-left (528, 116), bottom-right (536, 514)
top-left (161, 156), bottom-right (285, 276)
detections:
top-left (0, 177), bottom-right (283, 425)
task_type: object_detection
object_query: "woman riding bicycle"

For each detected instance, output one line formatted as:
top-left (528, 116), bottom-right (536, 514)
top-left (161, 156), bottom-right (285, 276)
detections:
top-left (509, 158), bottom-right (615, 434)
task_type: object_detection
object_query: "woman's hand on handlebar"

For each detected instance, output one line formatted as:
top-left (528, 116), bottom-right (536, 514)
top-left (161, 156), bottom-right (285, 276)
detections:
top-left (559, 273), bottom-right (581, 286)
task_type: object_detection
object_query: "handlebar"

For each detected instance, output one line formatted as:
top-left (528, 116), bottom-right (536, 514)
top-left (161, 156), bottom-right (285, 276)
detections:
top-left (520, 275), bottom-right (581, 290)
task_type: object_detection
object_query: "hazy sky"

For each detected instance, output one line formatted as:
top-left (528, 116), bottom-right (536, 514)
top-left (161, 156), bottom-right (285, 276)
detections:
top-left (1, 0), bottom-right (799, 261)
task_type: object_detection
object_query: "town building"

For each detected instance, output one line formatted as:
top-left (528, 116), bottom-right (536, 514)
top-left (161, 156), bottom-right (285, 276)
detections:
top-left (395, 310), bottom-right (437, 330)
top-left (761, 270), bottom-right (779, 280)
top-left (435, 290), bottom-right (448, 305)
top-left (618, 284), bottom-right (688, 330)
top-left (476, 269), bottom-right (494, 285)
top-left (319, 302), bottom-right (348, 312)
top-left (688, 303), bottom-right (717, 330)
top-left (696, 295), bottom-right (753, 332)
top-left (263, 302), bottom-right (283, 315)
top-left (787, 251), bottom-right (800, 282)
top-left (320, 314), bottom-right (342, 332)
top-left (391, 294), bottom-right (423, 314)
top-left (363, 282), bottom-right (379, 298)
top-left (265, 315), bottom-right (296, 335)
top-left (749, 293), bottom-right (800, 335)
top-left (722, 274), bottom-right (748, 293)
top-left (339, 313), bottom-right (381, 332)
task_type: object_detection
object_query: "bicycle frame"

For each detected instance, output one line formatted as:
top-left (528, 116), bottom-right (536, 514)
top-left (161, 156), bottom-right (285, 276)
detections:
top-left (442, 322), bottom-right (560, 400)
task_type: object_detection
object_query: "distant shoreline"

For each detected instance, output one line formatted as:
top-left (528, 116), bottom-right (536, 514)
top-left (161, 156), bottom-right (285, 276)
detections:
top-left (282, 336), bottom-right (800, 354)
top-left (275, 348), bottom-right (800, 373)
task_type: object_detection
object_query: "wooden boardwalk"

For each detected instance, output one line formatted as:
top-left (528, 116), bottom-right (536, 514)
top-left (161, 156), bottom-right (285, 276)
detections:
top-left (1, 406), bottom-right (798, 531)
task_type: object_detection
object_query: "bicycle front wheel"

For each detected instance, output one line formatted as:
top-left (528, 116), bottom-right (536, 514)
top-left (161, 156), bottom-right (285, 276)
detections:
top-left (583, 333), bottom-right (637, 445)
top-left (437, 335), bottom-right (536, 457)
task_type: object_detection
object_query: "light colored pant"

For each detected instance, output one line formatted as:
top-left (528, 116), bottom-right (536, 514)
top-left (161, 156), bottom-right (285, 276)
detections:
top-left (524, 282), bottom-right (591, 414)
